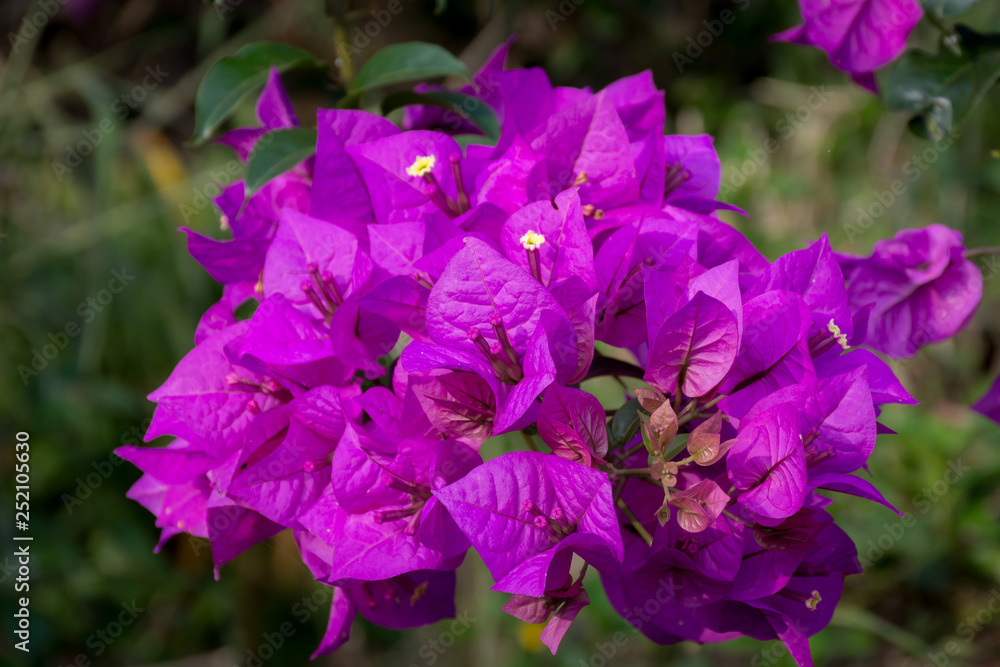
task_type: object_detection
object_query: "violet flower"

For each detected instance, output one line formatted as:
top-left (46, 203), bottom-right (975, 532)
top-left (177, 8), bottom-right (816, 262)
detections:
top-left (837, 224), bottom-right (982, 357)
top-left (774, 0), bottom-right (923, 91)
top-left (123, 41), bottom-right (989, 664)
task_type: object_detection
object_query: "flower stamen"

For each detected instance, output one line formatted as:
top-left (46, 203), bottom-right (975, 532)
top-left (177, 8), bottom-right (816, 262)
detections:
top-left (406, 155), bottom-right (436, 177)
top-left (469, 326), bottom-right (523, 384)
top-left (520, 231), bottom-right (546, 282)
top-left (450, 153), bottom-right (470, 214)
top-left (663, 162), bottom-right (692, 197)
top-left (522, 499), bottom-right (573, 543)
top-left (827, 319), bottom-right (850, 350)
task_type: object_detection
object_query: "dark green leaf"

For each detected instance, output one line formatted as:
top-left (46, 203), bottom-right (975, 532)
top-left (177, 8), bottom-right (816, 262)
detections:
top-left (881, 27), bottom-right (1000, 139)
top-left (661, 433), bottom-right (689, 462)
top-left (455, 134), bottom-right (498, 149)
top-left (347, 42), bottom-right (469, 99)
top-left (244, 128), bottom-right (317, 196)
top-left (192, 42), bottom-right (317, 143)
top-left (382, 90), bottom-right (500, 141)
top-left (920, 0), bottom-right (980, 19)
top-left (434, 0), bottom-right (447, 15)
top-left (957, 23), bottom-right (1000, 57)
top-left (611, 398), bottom-right (642, 448)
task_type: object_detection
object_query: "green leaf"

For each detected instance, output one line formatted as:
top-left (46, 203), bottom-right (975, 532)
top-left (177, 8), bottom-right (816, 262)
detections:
top-left (192, 42), bottom-right (317, 144)
top-left (660, 433), bottom-right (689, 463)
top-left (881, 27), bottom-right (1000, 140)
top-left (381, 90), bottom-right (500, 141)
top-left (919, 0), bottom-right (980, 19)
top-left (434, 0), bottom-right (447, 14)
top-left (346, 42), bottom-right (469, 100)
top-left (244, 128), bottom-right (317, 196)
top-left (611, 399), bottom-right (642, 448)
top-left (455, 134), bottom-right (497, 149)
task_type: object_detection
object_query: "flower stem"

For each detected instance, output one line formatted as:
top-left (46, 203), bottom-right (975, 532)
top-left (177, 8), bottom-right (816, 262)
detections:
top-left (722, 509), bottom-right (751, 526)
top-left (612, 467), bottom-right (652, 477)
top-left (678, 393), bottom-right (725, 427)
top-left (965, 246), bottom-right (1000, 258)
top-left (326, 2), bottom-right (354, 86)
top-left (924, 11), bottom-right (959, 54)
top-left (617, 499), bottom-right (653, 546)
top-left (614, 441), bottom-right (648, 465)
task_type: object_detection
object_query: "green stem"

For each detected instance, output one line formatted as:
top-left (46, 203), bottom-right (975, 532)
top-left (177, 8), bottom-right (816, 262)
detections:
top-left (965, 246), bottom-right (1000, 258)
top-left (722, 509), bottom-right (750, 526)
top-left (614, 441), bottom-right (648, 465)
top-left (675, 394), bottom-right (724, 427)
top-left (611, 467), bottom-right (652, 477)
top-left (332, 23), bottom-right (354, 86)
top-left (612, 478), bottom-right (627, 506)
top-left (617, 499), bottom-right (653, 546)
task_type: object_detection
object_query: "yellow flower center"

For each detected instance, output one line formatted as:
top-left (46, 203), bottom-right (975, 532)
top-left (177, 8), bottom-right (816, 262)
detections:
top-left (520, 230), bottom-right (546, 251)
top-left (406, 155), bottom-right (436, 177)
top-left (410, 580), bottom-right (429, 606)
top-left (806, 590), bottom-right (822, 611)
top-left (827, 319), bottom-right (849, 350)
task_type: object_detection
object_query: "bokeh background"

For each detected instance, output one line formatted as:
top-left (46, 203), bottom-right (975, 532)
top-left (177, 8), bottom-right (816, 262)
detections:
top-left (3, 0), bottom-right (1000, 665)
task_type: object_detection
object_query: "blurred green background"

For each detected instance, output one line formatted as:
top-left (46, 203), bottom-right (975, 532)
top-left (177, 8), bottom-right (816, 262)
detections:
top-left (3, 0), bottom-right (1000, 665)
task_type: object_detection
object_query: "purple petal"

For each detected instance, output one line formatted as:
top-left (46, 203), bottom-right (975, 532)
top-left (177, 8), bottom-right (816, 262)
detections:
top-left (311, 587), bottom-right (355, 658)
top-left (310, 109), bottom-right (399, 223)
top-left (257, 67), bottom-right (298, 129)
top-left (539, 589), bottom-right (590, 654)
top-left (809, 472), bottom-right (902, 515)
top-left (728, 404), bottom-right (807, 525)
top-left (432, 452), bottom-right (621, 581)
top-left (647, 292), bottom-right (739, 398)
top-left (537, 384), bottom-right (610, 465)
top-left (775, 0), bottom-right (922, 76)
top-left (501, 189), bottom-right (597, 290)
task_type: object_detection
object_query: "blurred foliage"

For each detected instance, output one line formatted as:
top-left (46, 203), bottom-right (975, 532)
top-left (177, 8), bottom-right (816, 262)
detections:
top-left (2, 0), bottom-right (1000, 665)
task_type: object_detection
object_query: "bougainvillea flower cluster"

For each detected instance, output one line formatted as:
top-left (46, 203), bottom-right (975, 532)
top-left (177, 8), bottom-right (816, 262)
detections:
top-left (121, 41), bottom-right (987, 665)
